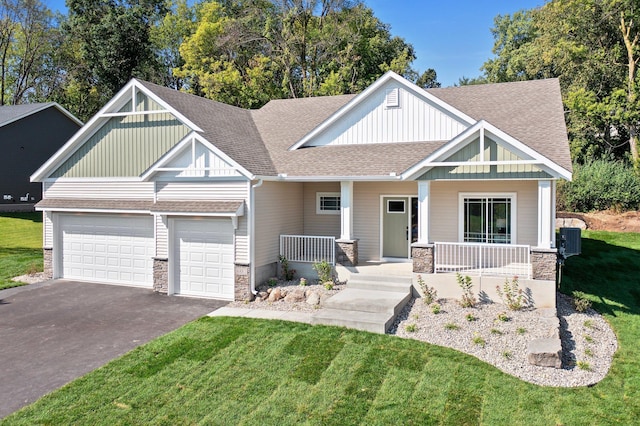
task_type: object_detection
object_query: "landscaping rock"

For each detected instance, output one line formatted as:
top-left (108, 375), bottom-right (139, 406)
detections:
top-left (306, 292), bottom-right (320, 306)
top-left (258, 291), bottom-right (268, 301)
top-left (268, 288), bottom-right (282, 302)
top-left (284, 288), bottom-right (306, 303)
top-left (527, 338), bottom-right (562, 368)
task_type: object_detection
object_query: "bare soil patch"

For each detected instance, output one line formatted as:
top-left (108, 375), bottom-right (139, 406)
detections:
top-left (558, 210), bottom-right (640, 233)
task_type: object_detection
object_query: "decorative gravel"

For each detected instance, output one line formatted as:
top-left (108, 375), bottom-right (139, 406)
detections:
top-left (390, 292), bottom-right (617, 388)
top-left (11, 273), bottom-right (47, 284)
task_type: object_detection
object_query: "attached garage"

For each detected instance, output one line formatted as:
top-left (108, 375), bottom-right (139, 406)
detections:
top-left (58, 214), bottom-right (154, 286)
top-left (172, 218), bottom-right (235, 299)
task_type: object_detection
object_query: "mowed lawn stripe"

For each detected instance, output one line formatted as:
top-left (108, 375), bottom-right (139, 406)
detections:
top-left (0, 213), bottom-right (42, 290)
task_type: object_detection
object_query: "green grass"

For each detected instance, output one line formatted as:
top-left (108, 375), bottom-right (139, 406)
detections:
top-left (0, 213), bottom-right (43, 290)
top-left (3, 230), bottom-right (640, 425)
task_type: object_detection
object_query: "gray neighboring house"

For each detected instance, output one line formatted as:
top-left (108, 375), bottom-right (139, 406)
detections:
top-left (30, 72), bottom-right (572, 307)
top-left (0, 103), bottom-right (82, 205)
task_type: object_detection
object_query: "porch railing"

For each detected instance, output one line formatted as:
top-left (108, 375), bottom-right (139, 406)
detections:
top-left (434, 242), bottom-right (531, 279)
top-left (280, 235), bottom-right (336, 265)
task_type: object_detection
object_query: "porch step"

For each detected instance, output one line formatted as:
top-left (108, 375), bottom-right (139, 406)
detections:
top-left (311, 309), bottom-right (395, 334)
top-left (347, 274), bottom-right (413, 293)
top-left (322, 288), bottom-right (410, 315)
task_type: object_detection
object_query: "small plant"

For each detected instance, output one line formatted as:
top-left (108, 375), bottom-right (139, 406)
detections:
top-left (312, 259), bottom-right (333, 283)
top-left (584, 348), bottom-right (594, 357)
top-left (496, 276), bottom-right (526, 310)
top-left (583, 319), bottom-right (594, 329)
top-left (577, 360), bottom-right (592, 371)
top-left (496, 312), bottom-right (510, 322)
top-left (267, 277), bottom-right (278, 287)
top-left (472, 333), bottom-right (486, 347)
top-left (502, 350), bottom-right (513, 360)
top-left (465, 313), bottom-right (477, 322)
top-left (417, 275), bottom-right (438, 304)
top-left (412, 314), bottom-right (420, 320)
top-left (490, 328), bottom-right (503, 335)
top-left (445, 323), bottom-right (460, 330)
top-left (299, 277), bottom-right (307, 286)
top-left (279, 255), bottom-right (296, 281)
top-left (324, 281), bottom-right (334, 290)
top-left (516, 327), bottom-right (527, 335)
top-left (431, 303), bottom-right (441, 314)
top-left (456, 273), bottom-right (476, 308)
top-left (405, 324), bottom-right (417, 332)
top-left (25, 261), bottom-right (40, 275)
top-left (584, 334), bottom-right (594, 343)
top-left (572, 291), bottom-right (592, 313)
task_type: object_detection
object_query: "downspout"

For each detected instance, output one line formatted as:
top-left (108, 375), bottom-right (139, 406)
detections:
top-left (249, 179), bottom-right (263, 296)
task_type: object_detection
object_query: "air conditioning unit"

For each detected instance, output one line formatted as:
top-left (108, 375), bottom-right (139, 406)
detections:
top-left (559, 227), bottom-right (581, 258)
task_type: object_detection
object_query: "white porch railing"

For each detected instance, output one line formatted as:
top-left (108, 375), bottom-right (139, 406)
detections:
top-left (434, 242), bottom-right (531, 279)
top-left (280, 235), bottom-right (336, 265)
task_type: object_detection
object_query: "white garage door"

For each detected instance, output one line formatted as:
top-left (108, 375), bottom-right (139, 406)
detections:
top-left (174, 218), bottom-right (234, 299)
top-left (59, 214), bottom-right (154, 286)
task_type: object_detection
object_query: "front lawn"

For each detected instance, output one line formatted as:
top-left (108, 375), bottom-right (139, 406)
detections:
top-left (0, 213), bottom-right (43, 290)
top-left (3, 230), bottom-right (640, 425)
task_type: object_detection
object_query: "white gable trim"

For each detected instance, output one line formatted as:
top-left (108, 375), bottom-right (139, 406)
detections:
top-left (401, 120), bottom-right (572, 181)
top-left (30, 79), bottom-right (202, 182)
top-left (140, 132), bottom-right (254, 180)
top-left (288, 71), bottom-right (476, 151)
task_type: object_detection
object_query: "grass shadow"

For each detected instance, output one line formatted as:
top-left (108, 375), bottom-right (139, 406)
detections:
top-left (0, 212), bottom-right (42, 223)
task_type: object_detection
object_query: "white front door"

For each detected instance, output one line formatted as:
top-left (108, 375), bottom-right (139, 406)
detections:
top-left (173, 218), bottom-right (235, 299)
top-left (59, 214), bottom-right (154, 286)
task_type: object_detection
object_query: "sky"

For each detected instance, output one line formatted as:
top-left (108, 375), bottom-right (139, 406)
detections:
top-left (45, 0), bottom-right (544, 87)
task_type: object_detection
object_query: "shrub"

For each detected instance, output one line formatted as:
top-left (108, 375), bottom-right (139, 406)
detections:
top-left (496, 312), bottom-right (510, 322)
top-left (516, 327), bottom-right (527, 335)
top-left (456, 273), bottom-right (476, 308)
top-left (405, 324), bottom-right (417, 333)
top-left (496, 276), bottom-right (526, 310)
top-left (472, 333), bottom-right (486, 347)
top-left (445, 323), bottom-right (460, 330)
top-left (572, 290), bottom-right (592, 312)
top-left (417, 275), bottom-right (438, 305)
top-left (267, 277), bottom-right (278, 287)
top-left (577, 360), bottom-right (592, 371)
top-left (502, 351), bottom-right (513, 360)
top-left (299, 278), bottom-right (307, 286)
top-left (431, 303), bottom-right (441, 314)
top-left (312, 259), bottom-right (333, 283)
top-left (278, 255), bottom-right (296, 281)
top-left (490, 328), bottom-right (503, 335)
top-left (465, 313), bottom-right (477, 322)
top-left (557, 159), bottom-right (640, 212)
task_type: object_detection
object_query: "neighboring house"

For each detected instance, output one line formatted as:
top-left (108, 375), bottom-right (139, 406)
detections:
top-left (31, 72), bottom-right (571, 305)
top-left (0, 103), bottom-right (82, 205)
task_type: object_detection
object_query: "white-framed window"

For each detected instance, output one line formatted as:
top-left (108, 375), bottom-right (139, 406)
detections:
top-left (386, 199), bottom-right (406, 213)
top-left (316, 192), bottom-right (341, 214)
top-left (459, 193), bottom-right (517, 244)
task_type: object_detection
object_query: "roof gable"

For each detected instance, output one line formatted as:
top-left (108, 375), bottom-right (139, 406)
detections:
top-left (0, 102), bottom-right (82, 128)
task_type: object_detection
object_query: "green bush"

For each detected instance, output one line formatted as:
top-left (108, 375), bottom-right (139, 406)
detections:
top-left (558, 160), bottom-right (640, 212)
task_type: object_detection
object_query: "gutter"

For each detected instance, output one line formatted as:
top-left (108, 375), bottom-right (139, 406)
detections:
top-left (248, 179), bottom-right (263, 296)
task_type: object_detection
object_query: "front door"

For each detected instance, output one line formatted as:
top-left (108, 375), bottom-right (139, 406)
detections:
top-left (382, 197), bottom-right (417, 258)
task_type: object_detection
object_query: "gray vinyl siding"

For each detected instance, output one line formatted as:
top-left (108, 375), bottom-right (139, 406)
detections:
top-left (119, 91), bottom-right (164, 113)
top-left (303, 182), bottom-right (340, 237)
top-left (43, 211), bottom-right (53, 247)
top-left (235, 215), bottom-right (249, 264)
top-left (155, 181), bottom-right (247, 200)
top-left (51, 113), bottom-right (190, 178)
top-left (254, 181), bottom-right (303, 267)
top-left (352, 181), bottom-right (418, 261)
top-left (43, 181), bottom-right (155, 199)
top-left (155, 215), bottom-right (168, 258)
top-left (429, 180), bottom-right (538, 246)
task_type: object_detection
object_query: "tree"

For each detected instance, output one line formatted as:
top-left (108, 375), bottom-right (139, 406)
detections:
top-left (415, 68), bottom-right (440, 89)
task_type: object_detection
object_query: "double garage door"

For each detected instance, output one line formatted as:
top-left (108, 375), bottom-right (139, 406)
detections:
top-left (58, 214), bottom-right (235, 299)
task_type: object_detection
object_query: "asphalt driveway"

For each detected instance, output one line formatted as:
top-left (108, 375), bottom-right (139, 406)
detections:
top-left (0, 280), bottom-right (227, 418)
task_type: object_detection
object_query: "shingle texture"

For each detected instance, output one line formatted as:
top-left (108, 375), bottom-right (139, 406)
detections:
top-left (0, 103), bottom-right (54, 127)
top-left (36, 198), bottom-right (243, 214)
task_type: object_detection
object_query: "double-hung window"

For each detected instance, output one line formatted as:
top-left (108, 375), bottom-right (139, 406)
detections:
top-left (460, 194), bottom-right (515, 244)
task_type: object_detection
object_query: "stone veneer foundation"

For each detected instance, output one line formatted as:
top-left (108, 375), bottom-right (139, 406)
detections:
top-left (531, 248), bottom-right (558, 281)
top-left (336, 239), bottom-right (358, 267)
top-left (43, 247), bottom-right (53, 280)
top-left (411, 243), bottom-right (434, 274)
top-left (153, 257), bottom-right (169, 293)
top-left (234, 263), bottom-right (253, 301)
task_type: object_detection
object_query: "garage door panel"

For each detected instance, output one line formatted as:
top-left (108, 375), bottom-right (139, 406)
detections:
top-left (174, 219), bottom-right (234, 299)
top-left (60, 215), bottom-right (154, 287)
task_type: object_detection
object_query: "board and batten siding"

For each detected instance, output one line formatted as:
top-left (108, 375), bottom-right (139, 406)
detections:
top-left (254, 181), bottom-right (303, 268)
top-left (51, 113), bottom-right (191, 178)
top-left (303, 182), bottom-right (340, 237)
top-left (353, 181), bottom-right (418, 261)
top-left (429, 180), bottom-right (538, 246)
top-left (44, 181), bottom-right (155, 199)
top-left (307, 81), bottom-right (468, 147)
top-left (155, 181), bottom-right (248, 201)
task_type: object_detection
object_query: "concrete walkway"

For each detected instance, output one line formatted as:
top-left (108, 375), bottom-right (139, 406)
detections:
top-left (208, 307), bottom-right (313, 323)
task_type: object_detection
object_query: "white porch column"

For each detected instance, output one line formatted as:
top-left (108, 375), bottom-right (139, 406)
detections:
top-left (340, 181), bottom-right (353, 240)
top-left (537, 180), bottom-right (553, 248)
top-left (418, 180), bottom-right (430, 243)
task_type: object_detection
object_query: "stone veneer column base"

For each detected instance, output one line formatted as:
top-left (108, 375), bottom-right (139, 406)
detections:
top-left (153, 257), bottom-right (169, 294)
top-left (235, 263), bottom-right (254, 302)
top-left (411, 243), bottom-right (434, 273)
top-left (531, 248), bottom-right (558, 281)
top-left (43, 248), bottom-right (53, 280)
top-left (336, 239), bottom-right (358, 267)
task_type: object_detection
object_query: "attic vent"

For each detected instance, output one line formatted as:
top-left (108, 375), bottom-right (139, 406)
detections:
top-left (385, 88), bottom-right (400, 108)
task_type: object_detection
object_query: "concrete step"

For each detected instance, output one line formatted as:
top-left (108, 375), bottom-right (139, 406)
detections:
top-left (311, 309), bottom-right (395, 334)
top-left (322, 288), bottom-right (411, 315)
top-left (347, 274), bottom-right (413, 293)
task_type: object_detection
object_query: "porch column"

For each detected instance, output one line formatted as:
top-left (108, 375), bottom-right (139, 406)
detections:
top-left (537, 180), bottom-right (553, 249)
top-left (417, 180), bottom-right (430, 243)
top-left (340, 181), bottom-right (353, 240)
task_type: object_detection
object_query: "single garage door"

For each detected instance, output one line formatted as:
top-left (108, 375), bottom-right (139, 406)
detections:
top-left (174, 218), bottom-right (234, 299)
top-left (59, 214), bottom-right (154, 286)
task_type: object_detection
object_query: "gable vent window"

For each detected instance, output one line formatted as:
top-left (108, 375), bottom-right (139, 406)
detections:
top-left (385, 88), bottom-right (400, 108)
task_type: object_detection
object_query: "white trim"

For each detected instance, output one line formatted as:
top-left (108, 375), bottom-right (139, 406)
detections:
top-left (316, 192), bottom-right (341, 215)
top-left (417, 181), bottom-right (430, 243)
top-left (99, 110), bottom-right (172, 118)
top-left (537, 180), bottom-right (553, 249)
top-left (458, 192), bottom-right (518, 244)
top-left (288, 71), bottom-right (475, 151)
top-left (43, 177), bottom-right (145, 183)
top-left (37, 207), bottom-right (151, 215)
top-left (258, 175), bottom-right (402, 182)
top-left (340, 182), bottom-right (353, 240)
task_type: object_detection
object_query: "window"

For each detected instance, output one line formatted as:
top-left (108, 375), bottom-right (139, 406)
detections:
top-left (387, 200), bottom-right (406, 213)
top-left (317, 192), bottom-right (340, 214)
top-left (460, 194), bottom-right (515, 244)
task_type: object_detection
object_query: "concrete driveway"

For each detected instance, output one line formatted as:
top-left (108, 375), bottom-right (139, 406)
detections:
top-left (0, 280), bottom-right (227, 418)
